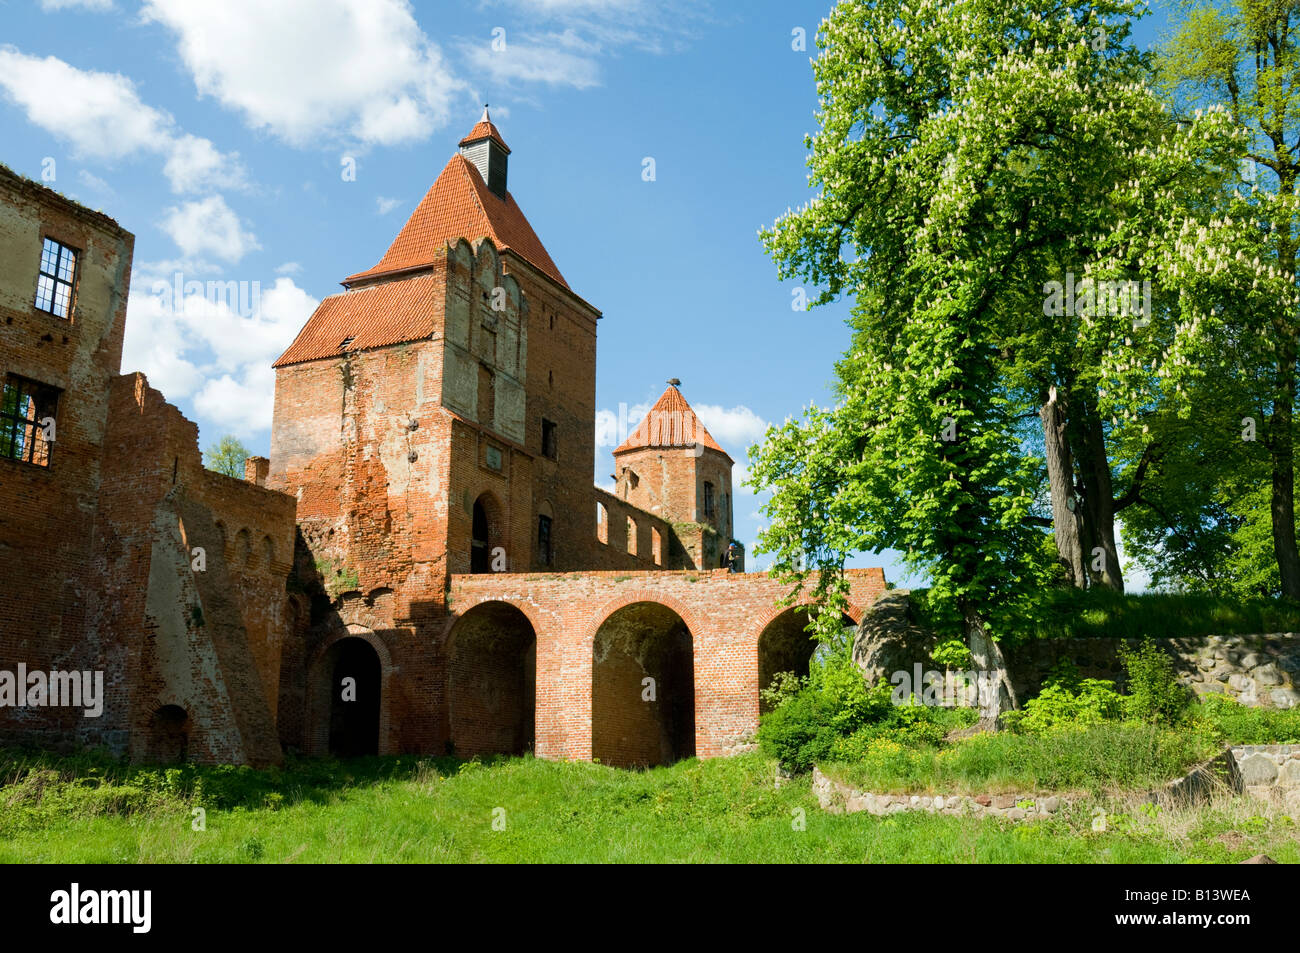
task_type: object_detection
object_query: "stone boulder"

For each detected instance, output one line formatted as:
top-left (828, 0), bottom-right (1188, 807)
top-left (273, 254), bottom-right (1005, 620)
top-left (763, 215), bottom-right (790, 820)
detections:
top-left (851, 589), bottom-right (941, 685)
top-left (1155, 748), bottom-right (1242, 807)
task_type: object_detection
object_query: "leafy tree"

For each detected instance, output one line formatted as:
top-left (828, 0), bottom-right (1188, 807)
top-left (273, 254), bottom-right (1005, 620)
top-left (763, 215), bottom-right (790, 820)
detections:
top-left (204, 435), bottom-right (250, 479)
top-left (1158, 0), bottom-right (1300, 599)
top-left (751, 0), bottom-right (1245, 717)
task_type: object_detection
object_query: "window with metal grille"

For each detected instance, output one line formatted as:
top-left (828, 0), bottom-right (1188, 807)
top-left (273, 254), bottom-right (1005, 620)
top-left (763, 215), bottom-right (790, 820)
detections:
top-left (703, 481), bottom-right (715, 518)
top-left (34, 238), bottom-right (78, 319)
top-left (0, 376), bottom-right (60, 467)
top-left (537, 515), bottom-right (553, 566)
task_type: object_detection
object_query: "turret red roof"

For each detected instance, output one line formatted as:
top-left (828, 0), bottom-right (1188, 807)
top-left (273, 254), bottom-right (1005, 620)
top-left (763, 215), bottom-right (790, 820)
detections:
top-left (613, 385), bottom-right (732, 462)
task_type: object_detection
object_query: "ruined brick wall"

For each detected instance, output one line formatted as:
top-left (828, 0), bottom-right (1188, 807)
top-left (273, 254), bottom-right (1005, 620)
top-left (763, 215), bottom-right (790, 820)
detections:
top-left (591, 487), bottom-right (673, 570)
top-left (269, 334), bottom-right (452, 616)
top-left (93, 373), bottom-right (295, 766)
top-left (0, 166), bottom-right (133, 749)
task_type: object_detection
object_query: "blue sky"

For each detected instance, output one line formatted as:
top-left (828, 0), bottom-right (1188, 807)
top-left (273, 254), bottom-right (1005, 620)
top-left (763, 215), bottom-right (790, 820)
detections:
top-left (0, 0), bottom-right (1174, 586)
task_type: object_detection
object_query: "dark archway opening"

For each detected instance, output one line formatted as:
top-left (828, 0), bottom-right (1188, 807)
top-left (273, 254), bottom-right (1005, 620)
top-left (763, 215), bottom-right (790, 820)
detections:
top-left (328, 638), bottom-right (381, 756)
top-left (758, 609), bottom-right (855, 713)
top-left (592, 602), bottom-right (694, 769)
top-left (147, 705), bottom-right (189, 763)
top-left (448, 601), bottom-right (537, 757)
top-left (471, 497), bottom-right (491, 573)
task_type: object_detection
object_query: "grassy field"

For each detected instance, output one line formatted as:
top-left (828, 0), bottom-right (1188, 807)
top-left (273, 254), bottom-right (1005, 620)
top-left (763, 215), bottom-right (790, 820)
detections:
top-left (2, 749), bottom-right (1297, 863)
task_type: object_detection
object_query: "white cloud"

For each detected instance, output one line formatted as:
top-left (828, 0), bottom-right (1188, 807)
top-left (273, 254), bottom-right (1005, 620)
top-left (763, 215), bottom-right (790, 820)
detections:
top-left (462, 34), bottom-right (602, 89)
top-left (163, 134), bottom-right (248, 193)
top-left (40, 0), bottom-right (114, 11)
top-left (123, 271), bottom-right (318, 437)
top-left (509, 0), bottom-right (642, 11)
top-left (275, 262), bottom-right (302, 275)
top-left (492, 0), bottom-right (706, 55)
top-left (693, 403), bottom-right (769, 451)
top-left (121, 278), bottom-right (202, 398)
top-left (0, 47), bottom-right (247, 193)
top-left (76, 169), bottom-right (113, 194)
top-left (141, 0), bottom-right (464, 146)
top-left (194, 363), bottom-right (279, 435)
top-left (0, 48), bottom-right (169, 158)
top-left (160, 196), bottom-right (260, 263)
top-left (376, 196), bottom-right (405, 215)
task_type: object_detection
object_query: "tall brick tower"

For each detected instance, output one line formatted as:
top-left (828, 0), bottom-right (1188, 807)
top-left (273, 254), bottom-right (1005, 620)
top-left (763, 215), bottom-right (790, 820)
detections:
top-left (269, 108), bottom-right (603, 623)
top-left (611, 383), bottom-right (738, 570)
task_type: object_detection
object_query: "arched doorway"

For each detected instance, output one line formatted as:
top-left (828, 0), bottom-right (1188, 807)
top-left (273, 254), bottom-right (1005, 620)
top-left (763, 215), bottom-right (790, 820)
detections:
top-left (757, 607), bottom-right (856, 713)
top-left (470, 492), bottom-right (500, 573)
top-left (592, 602), bottom-right (694, 768)
top-left (448, 601), bottom-right (537, 757)
top-left (328, 637), bottom-right (381, 756)
top-left (146, 704), bottom-right (189, 763)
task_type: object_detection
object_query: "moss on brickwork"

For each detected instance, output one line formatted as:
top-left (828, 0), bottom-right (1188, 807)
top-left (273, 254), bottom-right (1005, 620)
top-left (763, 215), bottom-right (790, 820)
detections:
top-left (315, 558), bottom-right (361, 600)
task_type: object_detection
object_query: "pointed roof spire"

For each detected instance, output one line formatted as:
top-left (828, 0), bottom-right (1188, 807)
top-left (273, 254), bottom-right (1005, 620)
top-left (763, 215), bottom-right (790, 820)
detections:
top-left (613, 383), bottom-right (731, 461)
top-left (459, 104), bottom-right (510, 154)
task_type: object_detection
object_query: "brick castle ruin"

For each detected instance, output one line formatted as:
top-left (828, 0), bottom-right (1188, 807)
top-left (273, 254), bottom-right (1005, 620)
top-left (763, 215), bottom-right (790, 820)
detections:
top-left (0, 112), bottom-right (885, 768)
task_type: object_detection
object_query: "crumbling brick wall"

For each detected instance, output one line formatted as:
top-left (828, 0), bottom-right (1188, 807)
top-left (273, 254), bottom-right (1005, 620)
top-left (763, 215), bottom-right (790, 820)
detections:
top-left (0, 165), bottom-right (132, 749)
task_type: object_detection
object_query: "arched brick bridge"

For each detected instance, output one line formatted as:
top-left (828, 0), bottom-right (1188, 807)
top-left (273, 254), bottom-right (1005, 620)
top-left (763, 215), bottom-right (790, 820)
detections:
top-left (437, 567), bottom-right (886, 766)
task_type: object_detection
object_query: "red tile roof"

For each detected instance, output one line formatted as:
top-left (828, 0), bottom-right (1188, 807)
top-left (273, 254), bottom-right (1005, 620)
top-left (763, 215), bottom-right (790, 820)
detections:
top-left (272, 273), bottom-right (442, 368)
top-left (343, 153), bottom-right (567, 288)
top-left (459, 115), bottom-right (511, 153)
top-left (613, 385), bottom-right (732, 461)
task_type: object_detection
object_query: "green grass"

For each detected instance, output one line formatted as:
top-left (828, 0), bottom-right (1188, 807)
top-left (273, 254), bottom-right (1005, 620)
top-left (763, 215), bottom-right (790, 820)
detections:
top-left (911, 587), bottom-right (1300, 642)
top-left (1200, 695), bottom-right (1300, 744)
top-left (819, 723), bottom-right (1218, 796)
top-left (1, 747), bottom-right (1296, 863)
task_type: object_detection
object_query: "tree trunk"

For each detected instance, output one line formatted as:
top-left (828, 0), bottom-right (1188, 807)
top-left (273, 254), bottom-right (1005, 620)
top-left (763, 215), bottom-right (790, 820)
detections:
top-left (1041, 386), bottom-right (1087, 586)
top-left (1078, 408), bottom-right (1125, 592)
top-left (964, 600), bottom-right (1017, 728)
top-left (1271, 333), bottom-right (1300, 600)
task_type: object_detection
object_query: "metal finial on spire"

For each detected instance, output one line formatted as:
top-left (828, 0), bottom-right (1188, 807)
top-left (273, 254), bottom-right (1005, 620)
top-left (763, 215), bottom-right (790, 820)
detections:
top-left (481, 104), bottom-right (490, 121)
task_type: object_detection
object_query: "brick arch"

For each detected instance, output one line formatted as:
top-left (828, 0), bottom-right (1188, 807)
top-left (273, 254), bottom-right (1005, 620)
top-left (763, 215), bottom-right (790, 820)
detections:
top-left (444, 599), bottom-right (539, 758)
top-left (578, 590), bottom-right (706, 652)
top-left (586, 593), bottom-right (697, 768)
top-left (472, 237), bottom-right (502, 287)
top-left (750, 599), bottom-right (863, 640)
top-left (140, 700), bottom-right (190, 764)
top-left (305, 625), bottom-right (395, 756)
top-left (469, 489), bottom-right (505, 572)
top-left (213, 520), bottom-right (228, 564)
top-left (233, 527), bottom-right (252, 569)
top-left (441, 594), bottom-right (546, 646)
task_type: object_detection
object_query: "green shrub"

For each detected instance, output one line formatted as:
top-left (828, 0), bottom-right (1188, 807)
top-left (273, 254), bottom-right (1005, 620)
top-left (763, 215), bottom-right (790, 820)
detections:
top-left (1119, 641), bottom-right (1192, 725)
top-left (1001, 680), bottom-right (1125, 734)
top-left (757, 651), bottom-right (977, 771)
top-left (759, 670), bottom-right (805, 712)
